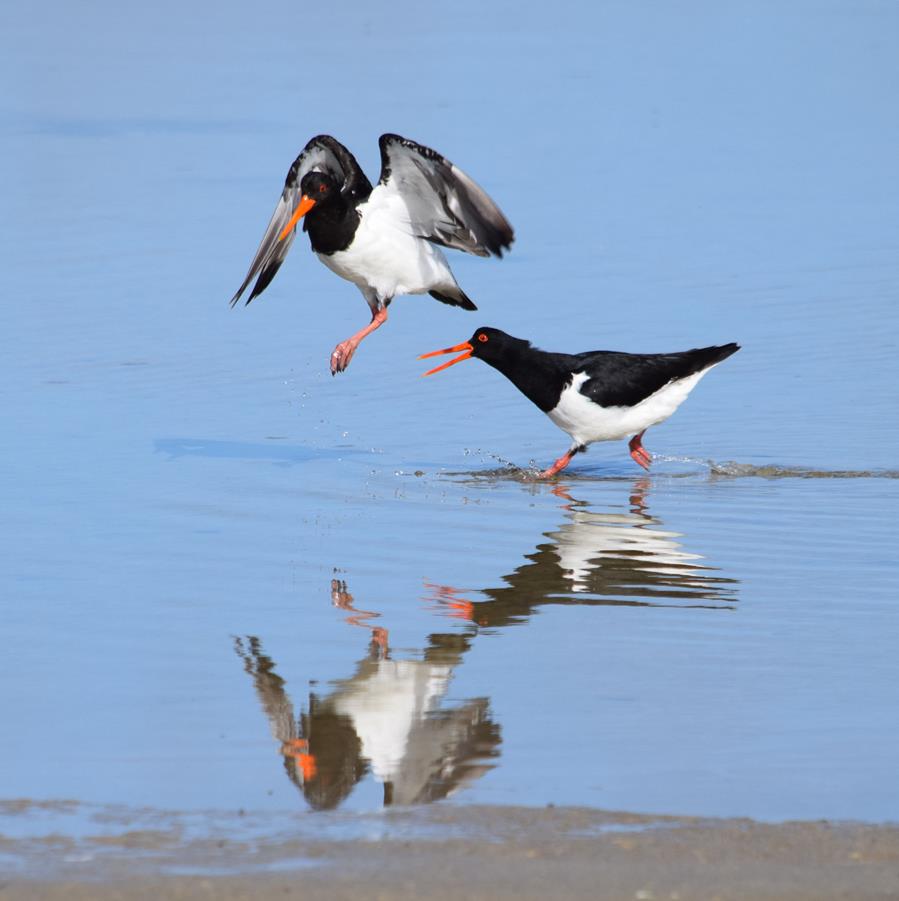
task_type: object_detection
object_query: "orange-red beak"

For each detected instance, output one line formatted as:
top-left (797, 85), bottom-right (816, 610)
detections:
top-left (278, 195), bottom-right (317, 241)
top-left (418, 341), bottom-right (474, 376)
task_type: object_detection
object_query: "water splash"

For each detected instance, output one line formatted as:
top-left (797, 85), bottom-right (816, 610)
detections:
top-left (708, 461), bottom-right (899, 479)
top-left (443, 455), bottom-right (899, 483)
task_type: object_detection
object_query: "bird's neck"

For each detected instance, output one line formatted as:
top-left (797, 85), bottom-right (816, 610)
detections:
top-left (305, 196), bottom-right (360, 255)
top-left (486, 344), bottom-right (571, 414)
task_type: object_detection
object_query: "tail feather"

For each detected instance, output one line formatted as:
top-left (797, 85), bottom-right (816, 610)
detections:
top-left (668, 342), bottom-right (741, 384)
top-left (695, 342), bottom-right (741, 371)
top-left (429, 287), bottom-right (477, 311)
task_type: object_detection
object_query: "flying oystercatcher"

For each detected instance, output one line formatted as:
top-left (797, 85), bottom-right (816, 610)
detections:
top-left (229, 134), bottom-right (514, 374)
top-left (420, 327), bottom-right (739, 477)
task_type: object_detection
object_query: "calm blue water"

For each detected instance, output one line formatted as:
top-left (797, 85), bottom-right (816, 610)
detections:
top-left (2, 0), bottom-right (898, 835)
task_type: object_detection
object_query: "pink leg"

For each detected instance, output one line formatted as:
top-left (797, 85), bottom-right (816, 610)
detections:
top-left (551, 484), bottom-right (576, 503)
top-left (370, 627), bottom-right (389, 655)
top-left (539, 447), bottom-right (579, 479)
top-left (628, 431), bottom-right (652, 471)
top-left (629, 477), bottom-right (651, 514)
top-left (330, 306), bottom-right (388, 374)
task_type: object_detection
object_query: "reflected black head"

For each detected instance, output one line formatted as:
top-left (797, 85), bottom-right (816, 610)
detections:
top-left (299, 703), bottom-right (367, 811)
top-left (300, 170), bottom-right (340, 203)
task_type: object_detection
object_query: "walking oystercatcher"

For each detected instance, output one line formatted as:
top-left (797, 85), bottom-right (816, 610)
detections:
top-left (420, 327), bottom-right (740, 477)
top-left (229, 134), bottom-right (514, 374)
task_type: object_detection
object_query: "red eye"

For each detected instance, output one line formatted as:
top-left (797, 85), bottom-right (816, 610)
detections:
top-left (478, 333), bottom-right (488, 343)
top-left (319, 184), bottom-right (326, 193)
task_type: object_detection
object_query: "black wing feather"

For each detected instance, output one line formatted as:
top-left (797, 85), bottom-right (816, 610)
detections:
top-left (576, 344), bottom-right (740, 407)
top-left (229, 135), bottom-right (371, 307)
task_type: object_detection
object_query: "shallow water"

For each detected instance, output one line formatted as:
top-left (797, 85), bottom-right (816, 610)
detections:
top-left (3, 0), bottom-right (899, 852)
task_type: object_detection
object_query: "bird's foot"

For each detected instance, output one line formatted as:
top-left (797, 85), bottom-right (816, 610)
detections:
top-left (329, 307), bottom-right (389, 374)
top-left (629, 448), bottom-right (651, 471)
top-left (629, 477), bottom-right (652, 512)
top-left (539, 451), bottom-right (576, 479)
top-left (370, 627), bottom-right (389, 655)
top-left (330, 578), bottom-right (354, 609)
top-left (628, 432), bottom-right (652, 471)
top-left (330, 340), bottom-right (359, 375)
top-left (551, 484), bottom-right (577, 503)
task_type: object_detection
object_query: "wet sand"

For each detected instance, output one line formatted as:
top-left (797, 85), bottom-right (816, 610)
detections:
top-left (6, 805), bottom-right (899, 900)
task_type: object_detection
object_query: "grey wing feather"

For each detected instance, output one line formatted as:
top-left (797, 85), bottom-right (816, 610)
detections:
top-left (229, 136), bottom-right (370, 307)
top-left (377, 134), bottom-right (514, 258)
top-left (234, 637), bottom-right (298, 744)
top-left (228, 189), bottom-right (300, 307)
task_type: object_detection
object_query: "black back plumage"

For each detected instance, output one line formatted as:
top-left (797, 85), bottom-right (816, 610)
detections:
top-left (572, 344), bottom-right (741, 408)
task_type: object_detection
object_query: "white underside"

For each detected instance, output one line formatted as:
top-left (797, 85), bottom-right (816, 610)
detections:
top-left (316, 186), bottom-right (459, 307)
top-left (550, 509), bottom-right (703, 592)
top-left (547, 367), bottom-right (717, 448)
top-left (333, 659), bottom-right (452, 783)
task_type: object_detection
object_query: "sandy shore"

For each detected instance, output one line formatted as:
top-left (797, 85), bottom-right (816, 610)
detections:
top-left (4, 804), bottom-right (899, 900)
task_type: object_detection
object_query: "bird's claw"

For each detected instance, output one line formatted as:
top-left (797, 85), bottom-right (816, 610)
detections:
top-left (538, 457), bottom-right (570, 479)
top-left (330, 341), bottom-right (357, 375)
top-left (638, 453), bottom-right (652, 471)
top-left (628, 433), bottom-right (652, 471)
top-left (629, 447), bottom-right (652, 471)
top-left (370, 627), bottom-right (389, 655)
top-left (331, 578), bottom-right (353, 609)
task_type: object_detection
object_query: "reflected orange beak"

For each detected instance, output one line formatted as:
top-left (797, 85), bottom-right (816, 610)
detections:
top-left (418, 341), bottom-right (474, 376)
top-left (278, 195), bottom-right (317, 241)
top-left (297, 752), bottom-right (317, 781)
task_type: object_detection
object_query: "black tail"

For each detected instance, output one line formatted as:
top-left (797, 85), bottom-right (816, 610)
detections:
top-left (673, 342), bottom-right (740, 381)
top-left (429, 287), bottom-right (477, 311)
top-left (696, 342), bottom-right (741, 369)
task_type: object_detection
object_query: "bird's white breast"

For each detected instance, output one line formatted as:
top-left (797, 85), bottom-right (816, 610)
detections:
top-left (332, 660), bottom-right (452, 782)
top-left (547, 368), bottom-right (713, 446)
top-left (316, 187), bottom-right (455, 304)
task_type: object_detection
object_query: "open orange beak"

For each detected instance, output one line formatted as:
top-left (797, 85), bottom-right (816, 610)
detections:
top-left (278, 195), bottom-right (317, 241)
top-left (418, 341), bottom-right (474, 376)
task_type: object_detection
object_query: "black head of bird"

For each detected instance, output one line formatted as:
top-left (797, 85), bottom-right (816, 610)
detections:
top-left (277, 171), bottom-right (342, 240)
top-left (300, 170), bottom-right (340, 205)
top-left (418, 327), bottom-right (528, 375)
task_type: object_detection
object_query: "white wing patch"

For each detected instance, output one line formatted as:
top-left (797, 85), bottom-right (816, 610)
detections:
top-left (317, 189), bottom-right (458, 304)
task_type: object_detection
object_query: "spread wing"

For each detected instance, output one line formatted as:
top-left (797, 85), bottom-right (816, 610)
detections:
top-left (375, 133), bottom-right (514, 258)
top-left (229, 135), bottom-right (372, 307)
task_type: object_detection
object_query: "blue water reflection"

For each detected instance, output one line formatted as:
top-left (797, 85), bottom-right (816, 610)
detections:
top-left (236, 485), bottom-right (736, 811)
